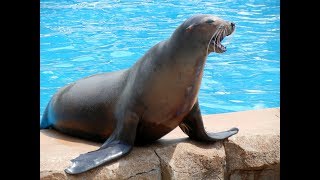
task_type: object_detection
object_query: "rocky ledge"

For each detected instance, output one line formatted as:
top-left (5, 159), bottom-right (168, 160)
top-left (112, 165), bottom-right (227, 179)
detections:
top-left (40, 108), bottom-right (280, 180)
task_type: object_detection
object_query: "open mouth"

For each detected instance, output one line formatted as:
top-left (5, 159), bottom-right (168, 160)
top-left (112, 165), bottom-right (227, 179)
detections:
top-left (209, 31), bottom-right (234, 53)
top-left (210, 35), bottom-right (227, 52)
top-left (209, 27), bottom-right (234, 53)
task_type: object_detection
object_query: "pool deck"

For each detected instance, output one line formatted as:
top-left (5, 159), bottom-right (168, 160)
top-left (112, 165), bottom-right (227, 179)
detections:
top-left (40, 107), bottom-right (280, 179)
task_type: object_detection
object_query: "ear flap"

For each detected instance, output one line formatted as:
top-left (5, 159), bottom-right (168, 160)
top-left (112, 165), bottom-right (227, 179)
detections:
top-left (186, 23), bottom-right (200, 32)
top-left (186, 24), bottom-right (194, 32)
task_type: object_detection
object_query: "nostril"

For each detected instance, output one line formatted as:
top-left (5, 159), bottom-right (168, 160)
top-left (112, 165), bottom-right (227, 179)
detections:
top-left (231, 22), bottom-right (235, 27)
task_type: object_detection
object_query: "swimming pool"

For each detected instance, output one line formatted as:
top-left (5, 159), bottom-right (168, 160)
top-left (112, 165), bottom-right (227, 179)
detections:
top-left (40, 0), bottom-right (279, 118)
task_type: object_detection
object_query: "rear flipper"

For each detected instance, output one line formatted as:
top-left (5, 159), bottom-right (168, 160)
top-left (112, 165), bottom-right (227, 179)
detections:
top-left (179, 100), bottom-right (239, 142)
top-left (65, 112), bottom-right (139, 174)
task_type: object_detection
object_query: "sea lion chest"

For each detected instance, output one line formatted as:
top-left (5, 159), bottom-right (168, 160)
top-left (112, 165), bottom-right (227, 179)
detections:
top-left (132, 58), bottom-right (204, 143)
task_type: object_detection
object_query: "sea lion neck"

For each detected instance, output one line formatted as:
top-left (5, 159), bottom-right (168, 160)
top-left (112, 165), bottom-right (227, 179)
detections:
top-left (162, 34), bottom-right (208, 71)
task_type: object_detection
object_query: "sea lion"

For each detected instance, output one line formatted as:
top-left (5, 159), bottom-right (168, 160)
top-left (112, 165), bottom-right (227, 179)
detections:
top-left (40, 14), bottom-right (238, 174)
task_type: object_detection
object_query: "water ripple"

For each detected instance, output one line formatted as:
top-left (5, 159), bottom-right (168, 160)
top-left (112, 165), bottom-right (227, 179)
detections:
top-left (40, 0), bottom-right (280, 117)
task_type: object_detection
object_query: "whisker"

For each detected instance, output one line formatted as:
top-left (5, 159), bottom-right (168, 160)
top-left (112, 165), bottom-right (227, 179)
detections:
top-left (213, 28), bottom-right (224, 53)
top-left (213, 29), bottom-right (221, 45)
top-left (219, 28), bottom-right (226, 46)
top-left (213, 28), bottom-right (223, 52)
top-left (223, 26), bottom-right (235, 47)
top-left (219, 29), bottom-right (224, 43)
top-left (215, 29), bottom-right (223, 46)
top-left (206, 23), bottom-right (235, 55)
top-left (206, 27), bottom-right (221, 56)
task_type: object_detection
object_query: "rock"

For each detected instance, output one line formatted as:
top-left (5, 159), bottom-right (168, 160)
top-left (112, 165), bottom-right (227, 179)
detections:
top-left (40, 130), bottom-right (161, 180)
top-left (155, 141), bottom-right (225, 180)
top-left (219, 108), bottom-right (280, 180)
top-left (229, 165), bottom-right (280, 180)
top-left (40, 108), bottom-right (280, 180)
top-left (40, 171), bottom-right (66, 180)
top-left (224, 135), bottom-right (280, 173)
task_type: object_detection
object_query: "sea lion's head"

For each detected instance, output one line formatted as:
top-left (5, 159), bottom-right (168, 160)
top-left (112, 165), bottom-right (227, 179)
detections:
top-left (175, 14), bottom-right (235, 54)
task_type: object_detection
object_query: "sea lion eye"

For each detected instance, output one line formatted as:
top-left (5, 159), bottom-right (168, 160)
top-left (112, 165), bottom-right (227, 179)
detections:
top-left (205, 19), bottom-right (215, 24)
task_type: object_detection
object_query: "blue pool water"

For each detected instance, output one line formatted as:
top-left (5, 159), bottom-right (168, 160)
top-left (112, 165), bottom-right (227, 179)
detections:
top-left (40, 0), bottom-right (279, 119)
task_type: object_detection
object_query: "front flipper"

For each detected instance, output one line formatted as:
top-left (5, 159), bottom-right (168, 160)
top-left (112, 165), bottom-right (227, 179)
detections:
top-left (65, 142), bottom-right (131, 174)
top-left (179, 100), bottom-right (239, 142)
top-left (65, 112), bottom-right (139, 174)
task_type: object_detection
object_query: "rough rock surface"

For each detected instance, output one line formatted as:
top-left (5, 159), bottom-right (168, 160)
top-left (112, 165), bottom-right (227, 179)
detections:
top-left (155, 142), bottom-right (225, 180)
top-left (40, 130), bottom-right (161, 180)
top-left (40, 108), bottom-right (280, 180)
